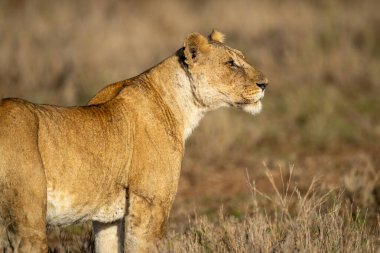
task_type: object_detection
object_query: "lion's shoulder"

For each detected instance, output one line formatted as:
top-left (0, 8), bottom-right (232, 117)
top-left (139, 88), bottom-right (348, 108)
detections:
top-left (88, 81), bottom-right (128, 105)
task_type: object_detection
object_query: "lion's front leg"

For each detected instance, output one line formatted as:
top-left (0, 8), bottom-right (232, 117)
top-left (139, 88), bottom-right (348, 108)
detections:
top-left (124, 192), bottom-right (171, 253)
top-left (93, 220), bottom-right (124, 253)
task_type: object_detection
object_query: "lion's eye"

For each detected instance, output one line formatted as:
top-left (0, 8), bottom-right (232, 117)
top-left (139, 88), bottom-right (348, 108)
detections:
top-left (226, 59), bottom-right (239, 69)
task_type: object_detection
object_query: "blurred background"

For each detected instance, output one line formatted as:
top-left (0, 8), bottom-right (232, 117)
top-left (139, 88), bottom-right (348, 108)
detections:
top-left (1, 0), bottom-right (379, 249)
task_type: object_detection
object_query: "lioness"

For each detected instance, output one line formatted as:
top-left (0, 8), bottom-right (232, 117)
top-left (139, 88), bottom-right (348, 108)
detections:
top-left (0, 30), bottom-right (268, 252)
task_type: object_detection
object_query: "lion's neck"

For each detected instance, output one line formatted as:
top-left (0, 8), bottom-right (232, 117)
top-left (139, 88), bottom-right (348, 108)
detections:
top-left (144, 56), bottom-right (207, 141)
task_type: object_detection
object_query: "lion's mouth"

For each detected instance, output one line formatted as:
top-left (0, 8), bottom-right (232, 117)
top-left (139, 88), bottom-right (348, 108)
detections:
top-left (253, 96), bottom-right (263, 103)
top-left (235, 92), bottom-right (264, 115)
top-left (237, 93), bottom-right (264, 106)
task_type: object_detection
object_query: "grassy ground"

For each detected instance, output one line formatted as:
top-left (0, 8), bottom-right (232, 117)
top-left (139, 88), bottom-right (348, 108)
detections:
top-left (160, 170), bottom-right (379, 252)
top-left (1, 0), bottom-right (380, 252)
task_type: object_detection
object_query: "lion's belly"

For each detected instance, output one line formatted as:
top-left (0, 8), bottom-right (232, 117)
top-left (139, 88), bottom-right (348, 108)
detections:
top-left (47, 187), bottom-right (126, 226)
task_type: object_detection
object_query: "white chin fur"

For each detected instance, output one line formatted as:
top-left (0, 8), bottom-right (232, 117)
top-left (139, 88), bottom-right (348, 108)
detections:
top-left (242, 102), bottom-right (262, 115)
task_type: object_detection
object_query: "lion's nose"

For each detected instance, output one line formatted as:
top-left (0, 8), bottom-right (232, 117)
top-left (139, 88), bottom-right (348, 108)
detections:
top-left (256, 78), bottom-right (268, 91)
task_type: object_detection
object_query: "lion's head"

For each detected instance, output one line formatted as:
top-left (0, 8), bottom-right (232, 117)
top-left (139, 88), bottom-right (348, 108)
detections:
top-left (181, 30), bottom-right (268, 115)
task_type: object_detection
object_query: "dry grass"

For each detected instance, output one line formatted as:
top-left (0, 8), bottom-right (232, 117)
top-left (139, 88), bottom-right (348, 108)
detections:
top-left (159, 168), bottom-right (379, 252)
top-left (1, 0), bottom-right (380, 252)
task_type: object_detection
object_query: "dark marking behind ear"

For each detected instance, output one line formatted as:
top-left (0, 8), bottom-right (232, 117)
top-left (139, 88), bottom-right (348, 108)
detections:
top-left (183, 33), bottom-right (210, 67)
top-left (176, 47), bottom-right (192, 80)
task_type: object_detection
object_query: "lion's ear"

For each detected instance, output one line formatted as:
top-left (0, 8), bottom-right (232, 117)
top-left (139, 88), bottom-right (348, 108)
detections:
top-left (183, 33), bottom-right (210, 67)
top-left (208, 29), bottom-right (225, 43)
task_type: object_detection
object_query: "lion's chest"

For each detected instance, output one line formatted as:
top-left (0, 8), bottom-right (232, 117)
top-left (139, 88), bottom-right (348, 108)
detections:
top-left (46, 188), bottom-right (126, 226)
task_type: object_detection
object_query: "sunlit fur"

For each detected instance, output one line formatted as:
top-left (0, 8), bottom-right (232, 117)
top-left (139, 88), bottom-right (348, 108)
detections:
top-left (0, 30), bottom-right (267, 253)
top-left (209, 29), bottom-right (226, 43)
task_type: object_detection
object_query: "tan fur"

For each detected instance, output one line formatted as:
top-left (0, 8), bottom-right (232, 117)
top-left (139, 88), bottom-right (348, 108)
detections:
top-left (209, 29), bottom-right (226, 43)
top-left (0, 31), bottom-right (268, 253)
